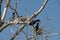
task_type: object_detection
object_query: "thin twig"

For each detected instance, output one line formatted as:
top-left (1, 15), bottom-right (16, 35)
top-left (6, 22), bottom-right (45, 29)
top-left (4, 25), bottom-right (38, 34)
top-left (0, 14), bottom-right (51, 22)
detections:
top-left (9, 6), bottom-right (19, 17)
top-left (43, 32), bottom-right (60, 37)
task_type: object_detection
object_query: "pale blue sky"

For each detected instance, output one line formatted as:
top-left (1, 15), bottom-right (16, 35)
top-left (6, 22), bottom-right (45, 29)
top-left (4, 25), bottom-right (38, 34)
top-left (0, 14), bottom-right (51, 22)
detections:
top-left (0, 0), bottom-right (60, 40)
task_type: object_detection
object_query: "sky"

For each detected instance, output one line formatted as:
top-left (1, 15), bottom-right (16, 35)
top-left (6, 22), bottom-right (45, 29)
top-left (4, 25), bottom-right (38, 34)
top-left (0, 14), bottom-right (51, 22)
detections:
top-left (0, 0), bottom-right (60, 40)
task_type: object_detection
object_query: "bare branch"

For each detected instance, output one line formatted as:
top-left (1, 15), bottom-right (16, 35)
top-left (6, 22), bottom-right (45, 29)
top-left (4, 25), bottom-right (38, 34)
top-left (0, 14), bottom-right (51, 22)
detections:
top-left (22, 31), bottom-right (29, 40)
top-left (9, 5), bottom-right (19, 17)
top-left (0, 17), bottom-right (28, 32)
top-left (33, 0), bottom-right (48, 17)
top-left (10, 24), bottom-right (26, 40)
top-left (0, 21), bottom-right (10, 32)
top-left (0, 0), bottom-right (2, 27)
top-left (10, 0), bottom-right (48, 40)
top-left (26, 8), bottom-right (28, 18)
top-left (43, 32), bottom-right (60, 37)
top-left (1, 0), bottom-right (11, 22)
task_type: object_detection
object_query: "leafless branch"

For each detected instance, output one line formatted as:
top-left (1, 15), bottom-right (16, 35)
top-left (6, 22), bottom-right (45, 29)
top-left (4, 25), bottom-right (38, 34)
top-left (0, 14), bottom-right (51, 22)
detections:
top-left (0, 0), bottom-right (2, 27)
top-left (1, 0), bottom-right (11, 22)
top-left (43, 32), bottom-right (60, 37)
top-left (9, 5), bottom-right (19, 17)
top-left (10, 0), bottom-right (48, 40)
top-left (0, 21), bottom-right (10, 32)
top-left (0, 17), bottom-right (28, 32)
top-left (22, 30), bottom-right (29, 40)
top-left (26, 8), bottom-right (28, 18)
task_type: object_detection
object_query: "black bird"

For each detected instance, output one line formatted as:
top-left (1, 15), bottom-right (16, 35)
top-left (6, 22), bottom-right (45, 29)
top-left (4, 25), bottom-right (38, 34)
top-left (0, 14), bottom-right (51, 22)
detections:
top-left (29, 19), bottom-right (40, 26)
top-left (12, 12), bottom-right (15, 17)
top-left (11, 12), bottom-right (16, 22)
top-left (35, 22), bottom-right (39, 31)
